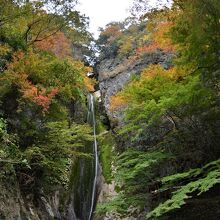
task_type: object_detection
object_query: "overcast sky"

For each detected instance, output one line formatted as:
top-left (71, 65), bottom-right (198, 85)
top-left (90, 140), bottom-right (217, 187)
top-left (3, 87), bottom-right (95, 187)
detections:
top-left (77, 0), bottom-right (134, 38)
top-left (77, 0), bottom-right (172, 38)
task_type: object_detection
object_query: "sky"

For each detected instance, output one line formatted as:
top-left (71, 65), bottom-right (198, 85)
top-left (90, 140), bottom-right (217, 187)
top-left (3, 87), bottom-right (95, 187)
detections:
top-left (76, 0), bottom-right (134, 38)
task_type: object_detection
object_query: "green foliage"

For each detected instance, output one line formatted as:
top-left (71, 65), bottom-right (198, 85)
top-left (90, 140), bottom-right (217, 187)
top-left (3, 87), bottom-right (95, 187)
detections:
top-left (97, 149), bottom-right (168, 214)
top-left (0, 0), bottom-right (89, 47)
top-left (96, 19), bottom-right (148, 59)
top-left (0, 116), bottom-right (93, 187)
top-left (112, 62), bottom-right (220, 217)
top-left (0, 118), bottom-right (21, 162)
top-left (161, 159), bottom-right (220, 189)
top-left (23, 121), bottom-right (93, 186)
top-left (116, 149), bottom-right (168, 187)
top-left (96, 193), bottom-right (146, 215)
top-left (171, 0), bottom-right (220, 67)
top-left (148, 159), bottom-right (220, 218)
top-left (119, 68), bottom-right (215, 150)
top-left (98, 132), bottom-right (115, 184)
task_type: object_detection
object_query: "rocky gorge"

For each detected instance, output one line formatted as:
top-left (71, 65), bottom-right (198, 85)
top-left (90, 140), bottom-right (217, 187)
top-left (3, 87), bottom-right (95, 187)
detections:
top-left (1, 1), bottom-right (220, 220)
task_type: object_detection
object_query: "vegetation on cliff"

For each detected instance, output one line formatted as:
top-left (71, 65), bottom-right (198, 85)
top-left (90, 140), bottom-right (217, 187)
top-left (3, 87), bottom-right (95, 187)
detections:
top-left (0, 0), bottom-right (95, 195)
top-left (97, 0), bottom-right (220, 219)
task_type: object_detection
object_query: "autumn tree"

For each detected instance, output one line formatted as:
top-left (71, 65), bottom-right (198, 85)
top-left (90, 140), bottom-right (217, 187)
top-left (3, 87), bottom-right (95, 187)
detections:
top-left (0, 0), bottom-right (94, 193)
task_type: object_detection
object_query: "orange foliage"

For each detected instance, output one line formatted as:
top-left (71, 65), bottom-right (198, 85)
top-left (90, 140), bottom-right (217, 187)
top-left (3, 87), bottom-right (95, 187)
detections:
top-left (79, 65), bottom-right (96, 92)
top-left (141, 64), bottom-right (169, 79)
top-left (35, 32), bottom-right (72, 58)
top-left (2, 51), bottom-right (59, 113)
top-left (140, 64), bottom-right (189, 81)
top-left (110, 95), bottom-right (127, 112)
top-left (83, 76), bottom-right (96, 92)
top-left (102, 25), bottom-right (121, 36)
top-left (109, 64), bottom-right (186, 112)
top-left (136, 21), bottom-right (175, 55)
top-left (101, 25), bottom-right (122, 43)
top-left (136, 42), bottom-right (162, 54)
top-left (109, 58), bottom-right (190, 112)
top-left (11, 50), bottom-right (25, 62)
top-left (23, 86), bottom-right (59, 113)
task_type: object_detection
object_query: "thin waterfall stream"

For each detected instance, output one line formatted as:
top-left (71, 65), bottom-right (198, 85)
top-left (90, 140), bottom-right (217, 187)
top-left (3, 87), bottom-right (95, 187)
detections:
top-left (72, 93), bottom-right (99, 220)
top-left (87, 93), bottom-right (99, 220)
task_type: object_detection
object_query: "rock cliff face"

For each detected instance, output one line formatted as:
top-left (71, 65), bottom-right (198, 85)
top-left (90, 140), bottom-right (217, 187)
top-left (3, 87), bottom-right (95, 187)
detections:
top-left (95, 50), bottom-right (174, 219)
top-left (97, 50), bottom-right (173, 120)
top-left (0, 169), bottom-right (79, 220)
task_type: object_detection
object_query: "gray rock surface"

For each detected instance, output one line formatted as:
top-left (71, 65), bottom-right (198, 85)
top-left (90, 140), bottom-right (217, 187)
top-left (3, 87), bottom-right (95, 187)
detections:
top-left (97, 51), bottom-right (174, 121)
top-left (0, 175), bottom-right (77, 220)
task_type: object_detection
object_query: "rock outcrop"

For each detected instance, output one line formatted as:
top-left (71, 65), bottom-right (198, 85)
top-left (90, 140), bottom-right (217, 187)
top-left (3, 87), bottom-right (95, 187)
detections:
top-left (0, 177), bottom-right (76, 220)
top-left (97, 50), bottom-right (173, 120)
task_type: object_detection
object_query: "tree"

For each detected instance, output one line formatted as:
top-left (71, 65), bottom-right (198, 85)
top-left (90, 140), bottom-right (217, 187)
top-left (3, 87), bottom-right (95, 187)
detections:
top-left (130, 0), bottom-right (172, 17)
top-left (0, 0), bottom-right (89, 47)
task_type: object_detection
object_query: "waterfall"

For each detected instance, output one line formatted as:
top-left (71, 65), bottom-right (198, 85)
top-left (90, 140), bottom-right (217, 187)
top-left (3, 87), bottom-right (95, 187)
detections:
top-left (71, 93), bottom-right (99, 220)
top-left (87, 93), bottom-right (99, 220)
